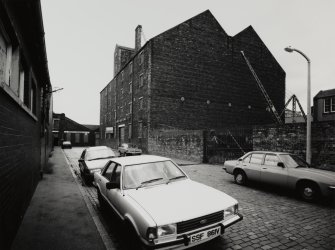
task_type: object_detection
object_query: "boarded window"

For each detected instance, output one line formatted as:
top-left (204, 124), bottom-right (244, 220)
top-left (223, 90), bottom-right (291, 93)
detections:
top-left (84, 133), bottom-right (88, 143)
top-left (75, 133), bottom-right (80, 143)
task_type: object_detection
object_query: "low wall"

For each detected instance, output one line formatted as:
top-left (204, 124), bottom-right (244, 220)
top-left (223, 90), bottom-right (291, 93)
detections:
top-left (148, 129), bottom-right (203, 163)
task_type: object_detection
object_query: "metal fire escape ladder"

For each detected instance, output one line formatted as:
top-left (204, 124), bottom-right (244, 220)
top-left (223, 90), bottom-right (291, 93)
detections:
top-left (240, 51), bottom-right (283, 125)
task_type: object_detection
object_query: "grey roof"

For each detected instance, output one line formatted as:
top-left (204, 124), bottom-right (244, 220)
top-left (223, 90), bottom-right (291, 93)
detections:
top-left (314, 88), bottom-right (335, 99)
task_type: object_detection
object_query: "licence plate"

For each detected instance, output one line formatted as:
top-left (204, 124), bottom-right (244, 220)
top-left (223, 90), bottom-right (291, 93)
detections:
top-left (189, 226), bottom-right (221, 244)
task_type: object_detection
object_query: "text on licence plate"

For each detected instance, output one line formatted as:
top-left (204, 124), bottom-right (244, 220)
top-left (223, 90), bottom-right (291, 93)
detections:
top-left (190, 226), bottom-right (221, 244)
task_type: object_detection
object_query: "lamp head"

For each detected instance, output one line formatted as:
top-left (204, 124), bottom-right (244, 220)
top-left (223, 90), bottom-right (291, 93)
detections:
top-left (285, 46), bottom-right (294, 53)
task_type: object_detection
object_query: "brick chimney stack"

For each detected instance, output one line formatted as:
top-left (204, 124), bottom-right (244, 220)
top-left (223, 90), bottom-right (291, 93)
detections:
top-left (135, 25), bottom-right (142, 52)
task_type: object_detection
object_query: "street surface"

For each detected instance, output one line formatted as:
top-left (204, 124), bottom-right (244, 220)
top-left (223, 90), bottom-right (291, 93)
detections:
top-left (63, 147), bottom-right (335, 250)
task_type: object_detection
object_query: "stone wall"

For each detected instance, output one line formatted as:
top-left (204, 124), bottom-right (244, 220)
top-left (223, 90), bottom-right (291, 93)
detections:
top-left (148, 129), bottom-right (203, 163)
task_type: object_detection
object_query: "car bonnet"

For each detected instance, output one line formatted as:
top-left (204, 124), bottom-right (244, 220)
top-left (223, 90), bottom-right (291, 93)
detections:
top-left (125, 179), bottom-right (237, 226)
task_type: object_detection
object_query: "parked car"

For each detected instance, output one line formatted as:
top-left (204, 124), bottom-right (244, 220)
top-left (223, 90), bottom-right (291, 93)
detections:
top-left (118, 143), bottom-right (142, 156)
top-left (95, 155), bottom-right (243, 249)
top-left (61, 141), bottom-right (72, 149)
top-left (224, 151), bottom-right (335, 202)
top-left (78, 146), bottom-right (116, 184)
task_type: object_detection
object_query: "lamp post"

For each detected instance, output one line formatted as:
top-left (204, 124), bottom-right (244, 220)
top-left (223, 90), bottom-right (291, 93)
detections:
top-left (284, 46), bottom-right (311, 164)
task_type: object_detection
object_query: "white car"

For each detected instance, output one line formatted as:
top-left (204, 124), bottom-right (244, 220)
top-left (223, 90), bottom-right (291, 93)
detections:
top-left (94, 155), bottom-right (243, 249)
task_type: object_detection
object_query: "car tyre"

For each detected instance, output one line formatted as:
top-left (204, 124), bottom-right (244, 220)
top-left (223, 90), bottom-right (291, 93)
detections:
top-left (298, 182), bottom-right (320, 202)
top-left (234, 170), bottom-right (247, 185)
top-left (123, 221), bottom-right (145, 250)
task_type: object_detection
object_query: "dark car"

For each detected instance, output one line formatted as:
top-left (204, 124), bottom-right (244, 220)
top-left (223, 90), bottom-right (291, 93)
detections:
top-left (118, 143), bottom-right (142, 156)
top-left (61, 141), bottom-right (72, 149)
top-left (78, 146), bottom-right (116, 184)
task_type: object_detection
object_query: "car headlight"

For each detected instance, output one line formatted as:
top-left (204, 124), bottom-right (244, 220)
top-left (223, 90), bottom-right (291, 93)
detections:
top-left (224, 204), bottom-right (238, 219)
top-left (157, 224), bottom-right (177, 238)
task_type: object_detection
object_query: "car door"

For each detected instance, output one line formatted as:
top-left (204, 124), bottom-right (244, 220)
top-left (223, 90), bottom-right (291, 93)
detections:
top-left (261, 154), bottom-right (288, 187)
top-left (106, 164), bottom-right (126, 216)
top-left (243, 153), bottom-right (263, 181)
top-left (97, 161), bottom-right (116, 199)
top-left (78, 150), bottom-right (86, 173)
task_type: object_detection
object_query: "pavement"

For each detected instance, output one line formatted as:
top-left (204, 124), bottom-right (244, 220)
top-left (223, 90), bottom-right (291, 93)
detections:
top-left (11, 147), bottom-right (106, 250)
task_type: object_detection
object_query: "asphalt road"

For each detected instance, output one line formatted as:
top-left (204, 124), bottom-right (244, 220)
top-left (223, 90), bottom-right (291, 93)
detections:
top-left (63, 147), bottom-right (335, 250)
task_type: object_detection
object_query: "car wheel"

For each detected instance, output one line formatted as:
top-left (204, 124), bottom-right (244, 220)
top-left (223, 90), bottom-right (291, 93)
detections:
top-left (123, 221), bottom-right (145, 250)
top-left (298, 182), bottom-right (320, 202)
top-left (234, 170), bottom-right (247, 185)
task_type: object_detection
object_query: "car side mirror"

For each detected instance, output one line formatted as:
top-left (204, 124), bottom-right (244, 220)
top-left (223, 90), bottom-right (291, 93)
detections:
top-left (277, 162), bottom-right (285, 168)
top-left (106, 181), bottom-right (119, 190)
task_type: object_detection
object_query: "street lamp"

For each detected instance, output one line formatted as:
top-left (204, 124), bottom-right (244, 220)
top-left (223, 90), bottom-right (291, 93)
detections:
top-left (284, 46), bottom-right (311, 164)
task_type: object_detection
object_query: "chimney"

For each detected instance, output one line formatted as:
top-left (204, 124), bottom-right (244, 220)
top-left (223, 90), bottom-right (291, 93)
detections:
top-left (135, 25), bottom-right (142, 52)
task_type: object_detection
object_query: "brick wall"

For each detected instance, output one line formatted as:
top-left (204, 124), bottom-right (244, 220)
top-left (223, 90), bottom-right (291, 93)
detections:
top-left (0, 90), bottom-right (41, 248)
top-left (148, 129), bottom-right (203, 162)
top-left (253, 121), bottom-right (335, 167)
top-left (150, 10), bottom-right (285, 130)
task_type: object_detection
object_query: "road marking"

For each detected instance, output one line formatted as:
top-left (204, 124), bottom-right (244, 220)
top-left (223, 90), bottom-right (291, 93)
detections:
top-left (62, 149), bottom-right (116, 250)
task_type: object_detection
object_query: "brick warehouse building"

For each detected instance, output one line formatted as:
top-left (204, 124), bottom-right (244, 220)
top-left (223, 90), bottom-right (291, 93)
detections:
top-left (100, 10), bottom-right (285, 153)
top-left (0, 0), bottom-right (53, 248)
top-left (53, 113), bottom-right (98, 147)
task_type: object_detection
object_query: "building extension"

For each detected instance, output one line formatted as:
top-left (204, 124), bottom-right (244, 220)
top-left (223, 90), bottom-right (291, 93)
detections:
top-left (0, 0), bottom-right (53, 248)
top-left (100, 10), bottom-right (285, 153)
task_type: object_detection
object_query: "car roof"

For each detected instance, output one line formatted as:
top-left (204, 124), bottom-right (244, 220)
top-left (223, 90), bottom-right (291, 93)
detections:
top-left (246, 151), bottom-right (291, 155)
top-left (86, 146), bottom-right (110, 151)
top-left (111, 155), bottom-right (172, 166)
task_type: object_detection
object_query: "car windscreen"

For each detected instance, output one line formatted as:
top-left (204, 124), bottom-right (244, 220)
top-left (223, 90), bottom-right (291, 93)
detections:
top-left (279, 154), bottom-right (310, 168)
top-left (123, 160), bottom-right (186, 189)
top-left (85, 148), bottom-right (115, 161)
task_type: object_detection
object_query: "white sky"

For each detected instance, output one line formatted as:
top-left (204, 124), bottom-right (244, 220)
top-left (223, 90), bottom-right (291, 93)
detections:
top-left (41, 0), bottom-right (335, 125)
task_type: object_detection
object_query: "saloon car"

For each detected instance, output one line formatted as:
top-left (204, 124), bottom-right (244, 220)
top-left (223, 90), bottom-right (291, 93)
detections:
top-left (118, 143), bottom-right (142, 156)
top-left (94, 155), bottom-right (242, 249)
top-left (224, 151), bottom-right (335, 201)
top-left (78, 146), bottom-right (116, 184)
top-left (61, 141), bottom-right (72, 149)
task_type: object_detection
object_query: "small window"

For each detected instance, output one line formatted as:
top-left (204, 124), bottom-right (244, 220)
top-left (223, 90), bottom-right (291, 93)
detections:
top-left (121, 71), bottom-right (124, 81)
top-left (129, 82), bottom-right (132, 94)
top-left (128, 123), bottom-right (132, 139)
top-left (332, 97), bottom-right (335, 112)
top-left (129, 102), bottom-right (132, 114)
top-left (250, 153), bottom-right (264, 164)
top-left (324, 98), bottom-right (331, 113)
top-left (121, 88), bottom-right (123, 95)
top-left (84, 133), bottom-right (89, 143)
top-left (129, 62), bottom-right (133, 74)
top-left (53, 119), bottom-right (60, 130)
top-left (264, 154), bottom-right (280, 167)
top-left (138, 121), bottom-right (143, 138)
top-left (139, 51), bottom-right (144, 65)
top-left (139, 97), bottom-right (143, 110)
top-left (139, 74), bottom-right (144, 87)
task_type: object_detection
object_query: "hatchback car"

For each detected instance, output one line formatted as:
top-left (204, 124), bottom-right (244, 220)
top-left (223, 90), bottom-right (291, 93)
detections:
top-left (95, 155), bottom-right (243, 249)
top-left (224, 151), bottom-right (335, 201)
top-left (118, 143), bottom-right (142, 156)
top-left (78, 146), bottom-right (116, 184)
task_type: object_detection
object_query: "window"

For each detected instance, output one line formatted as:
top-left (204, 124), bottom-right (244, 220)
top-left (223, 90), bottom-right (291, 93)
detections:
top-left (129, 102), bottom-right (132, 114)
top-left (264, 154), bottom-right (280, 167)
top-left (243, 154), bottom-right (251, 163)
top-left (128, 124), bottom-right (132, 139)
top-left (139, 74), bottom-right (144, 87)
top-left (66, 133), bottom-right (71, 141)
top-left (0, 25), bottom-right (11, 86)
top-left (31, 81), bottom-right (37, 114)
top-left (139, 97), bottom-right (143, 110)
top-left (250, 153), bottom-right (264, 164)
top-left (53, 119), bottom-right (60, 130)
top-left (129, 62), bottom-right (133, 74)
top-left (121, 88), bottom-right (123, 95)
top-left (139, 51), bottom-right (144, 65)
top-left (129, 82), bottom-right (132, 94)
top-left (324, 97), bottom-right (335, 113)
top-left (121, 71), bottom-right (124, 81)
top-left (103, 162), bottom-right (117, 181)
top-left (138, 121), bottom-right (143, 138)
